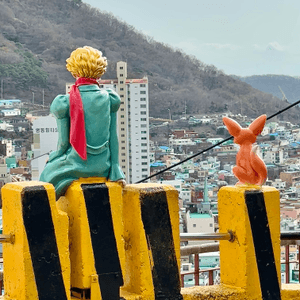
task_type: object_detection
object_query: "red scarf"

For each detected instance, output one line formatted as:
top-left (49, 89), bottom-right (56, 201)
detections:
top-left (69, 77), bottom-right (98, 160)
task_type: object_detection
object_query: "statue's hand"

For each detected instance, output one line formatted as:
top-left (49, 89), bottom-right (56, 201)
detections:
top-left (116, 179), bottom-right (126, 188)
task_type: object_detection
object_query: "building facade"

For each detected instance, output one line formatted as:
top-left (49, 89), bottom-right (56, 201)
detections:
top-left (98, 62), bottom-right (150, 183)
top-left (31, 115), bottom-right (58, 180)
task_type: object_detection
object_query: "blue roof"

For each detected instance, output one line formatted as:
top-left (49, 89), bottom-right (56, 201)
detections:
top-left (159, 146), bottom-right (170, 150)
top-left (290, 142), bottom-right (299, 148)
top-left (150, 162), bottom-right (166, 167)
top-left (0, 99), bottom-right (21, 103)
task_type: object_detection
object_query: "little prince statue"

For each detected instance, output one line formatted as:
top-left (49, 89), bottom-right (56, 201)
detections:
top-left (40, 46), bottom-right (125, 198)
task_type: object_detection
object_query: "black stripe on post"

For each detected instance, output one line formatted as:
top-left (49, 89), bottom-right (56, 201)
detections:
top-left (140, 188), bottom-right (183, 300)
top-left (245, 190), bottom-right (281, 300)
top-left (82, 183), bottom-right (123, 300)
top-left (22, 186), bottom-right (68, 300)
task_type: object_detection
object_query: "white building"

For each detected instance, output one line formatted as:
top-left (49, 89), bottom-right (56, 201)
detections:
top-left (262, 148), bottom-right (284, 164)
top-left (1, 108), bottom-right (21, 116)
top-left (169, 138), bottom-right (196, 146)
top-left (0, 121), bottom-right (14, 132)
top-left (1, 139), bottom-right (14, 157)
top-left (31, 115), bottom-right (58, 180)
top-left (180, 187), bottom-right (191, 202)
top-left (272, 179), bottom-right (286, 190)
top-left (186, 211), bottom-right (214, 233)
top-left (98, 62), bottom-right (150, 183)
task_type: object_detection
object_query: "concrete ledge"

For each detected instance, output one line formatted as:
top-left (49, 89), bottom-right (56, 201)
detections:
top-left (181, 286), bottom-right (246, 300)
top-left (282, 284), bottom-right (300, 299)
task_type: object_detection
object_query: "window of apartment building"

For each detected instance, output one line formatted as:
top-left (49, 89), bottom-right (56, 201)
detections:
top-left (121, 134), bottom-right (125, 137)
top-left (120, 81), bottom-right (124, 84)
top-left (142, 175), bottom-right (147, 178)
top-left (141, 118), bottom-right (147, 121)
top-left (121, 108), bottom-right (124, 111)
top-left (140, 91), bottom-right (146, 94)
top-left (121, 102), bottom-right (124, 105)
top-left (120, 74), bottom-right (124, 77)
top-left (141, 124), bottom-right (147, 128)
top-left (142, 169), bottom-right (147, 172)
top-left (140, 84), bottom-right (146, 87)
top-left (142, 162), bottom-right (147, 165)
top-left (121, 128), bottom-right (125, 131)
top-left (141, 131), bottom-right (147, 134)
top-left (142, 156), bottom-right (147, 159)
top-left (141, 143), bottom-right (147, 146)
top-left (140, 98), bottom-right (146, 101)
top-left (141, 111), bottom-right (146, 115)
top-left (193, 224), bottom-right (196, 227)
top-left (121, 153), bottom-right (125, 156)
top-left (121, 122), bottom-right (124, 125)
top-left (140, 104), bottom-right (146, 108)
top-left (121, 141), bottom-right (125, 143)
top-left (120, 66), bottom-right (123, 69)
top-left (121, 115), bottom-right (124, 118)
top-left (122, 159), bottom-right (125, 162)
top-left (122, 147), bottom-right (125, 150)
top-left (141, 150), bottom-right (147, 153)
top-left (99, 85), bottom-right (104, 88)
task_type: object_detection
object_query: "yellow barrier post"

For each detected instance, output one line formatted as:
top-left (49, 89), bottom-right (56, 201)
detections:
top-left (1, 181), bottom-right (70, 300)
top-left (121, 183), bottom-right (183, 300)
top-left (218, 185), bottom-right (281, 300)
top-left (57, 178), bottom-right (125, 300)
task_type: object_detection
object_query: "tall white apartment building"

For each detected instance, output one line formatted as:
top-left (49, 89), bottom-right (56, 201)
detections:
top-left (66, 61), bottom-right (150, 183)
top-left (99, 62), bottom-right (150, 183)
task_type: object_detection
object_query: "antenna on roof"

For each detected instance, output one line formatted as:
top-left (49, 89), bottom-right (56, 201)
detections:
top-left (278, 86), bottom-right (288, 102)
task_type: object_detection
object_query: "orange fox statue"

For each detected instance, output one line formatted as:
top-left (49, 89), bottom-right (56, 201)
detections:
top-left (223, 114), bottom-right (267, 185)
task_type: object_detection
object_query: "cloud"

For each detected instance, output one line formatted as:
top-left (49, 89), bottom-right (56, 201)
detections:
top-left (203, 43), bottom-right (241, 50)
top-left (253, 41), bottom-right (286, 52)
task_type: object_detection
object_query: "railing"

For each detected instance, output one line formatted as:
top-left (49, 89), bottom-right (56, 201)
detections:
top-left (180, 232), bottom-right (300, 288)
top-left (180, 242), bottom-right (220, 288)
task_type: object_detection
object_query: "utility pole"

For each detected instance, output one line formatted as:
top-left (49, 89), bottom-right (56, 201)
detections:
top-left (1, 79), bottom-right (3, 99)
top-left (42, 89), bottom-right (45, 108)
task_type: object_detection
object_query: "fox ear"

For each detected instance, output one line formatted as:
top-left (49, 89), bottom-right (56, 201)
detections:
top-left (223, 117), bottom-right (242, 137)
top-left (249, 114), bottom-right (267, 136)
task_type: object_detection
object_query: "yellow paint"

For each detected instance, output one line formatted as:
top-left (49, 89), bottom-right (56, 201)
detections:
top-left (1, 181), bottom-right (70, 300)
top-left (218, 185), bottom-right (280, 300)
top-left (121, 183), bottom-right (181, 300)
top-left (57, 177), bottom-right (125, 299)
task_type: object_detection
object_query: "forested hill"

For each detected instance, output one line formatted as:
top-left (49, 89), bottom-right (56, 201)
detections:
top-left (0, 0), bottom-right (299, 122)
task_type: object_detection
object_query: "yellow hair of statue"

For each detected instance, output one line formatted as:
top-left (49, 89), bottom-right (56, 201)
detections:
top-left (66, 46), bottom-right (107, 79)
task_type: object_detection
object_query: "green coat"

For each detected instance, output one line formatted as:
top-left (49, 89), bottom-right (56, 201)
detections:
top-left (40, 84), bottom-right (125, 198)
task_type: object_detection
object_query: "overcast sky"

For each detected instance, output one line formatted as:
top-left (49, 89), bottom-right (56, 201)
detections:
top-left (83, 0), bottom-right (300, 77)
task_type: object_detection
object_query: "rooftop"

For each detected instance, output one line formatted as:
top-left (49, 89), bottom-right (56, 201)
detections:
top-left (189, 213), bottom-right (212, 219)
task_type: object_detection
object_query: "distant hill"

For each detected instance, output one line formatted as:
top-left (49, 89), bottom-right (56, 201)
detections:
top-left (233, 75), bottom-right (300, 103)
top-left (0, 0), bottom-right (299, 122)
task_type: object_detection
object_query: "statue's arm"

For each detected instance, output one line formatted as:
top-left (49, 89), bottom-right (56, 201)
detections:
top-left (48, 95), bottom-right (70, 162)
top-left (108, 90), bottom-right (125, 181)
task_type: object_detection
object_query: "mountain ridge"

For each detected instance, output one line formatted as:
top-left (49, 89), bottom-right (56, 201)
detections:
top-left (0, 0), bottom-right (299, 122)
